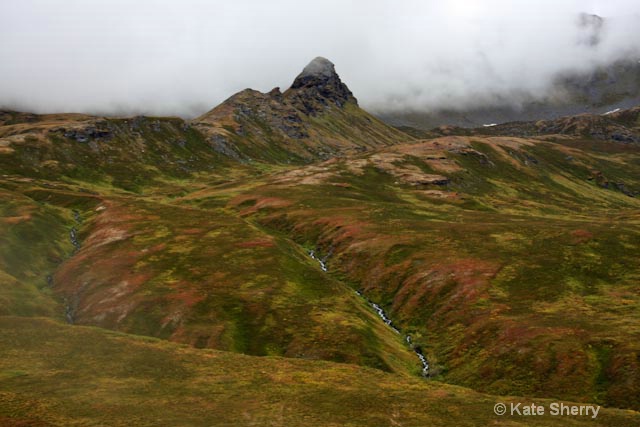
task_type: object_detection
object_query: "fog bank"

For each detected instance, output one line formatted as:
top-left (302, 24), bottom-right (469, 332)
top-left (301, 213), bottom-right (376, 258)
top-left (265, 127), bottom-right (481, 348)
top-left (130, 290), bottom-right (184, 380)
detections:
top-left (1, 0), bottom-right (639, 117)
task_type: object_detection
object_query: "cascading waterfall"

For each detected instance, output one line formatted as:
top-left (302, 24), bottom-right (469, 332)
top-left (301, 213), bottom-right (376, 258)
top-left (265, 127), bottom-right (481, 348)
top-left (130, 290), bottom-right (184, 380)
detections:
top-left (309, 249), bottom-right (430, 377)
top-left (308, 250), bottom-right (328, 272)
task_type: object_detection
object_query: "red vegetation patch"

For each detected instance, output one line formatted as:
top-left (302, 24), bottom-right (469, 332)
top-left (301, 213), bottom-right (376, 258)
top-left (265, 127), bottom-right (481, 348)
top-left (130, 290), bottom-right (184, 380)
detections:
top-left (87, 273), bottom-right (151, 312)
top-left (310, 216), bottom-right (375, 246)
top-left (570, 229), bottom-right (594, 244)
top-left (1, 215), bottom-right (31, 224)
top-left (235, 239), bottom-right (275, 248)
top-left (228, 194), bottom-right (256, 207)
top-left (420, 190), bottom-right (461, 200)
top-left (394, 258), bottom-right (501, 321)
top-left (234, 196), bottom-right (293, 215)
top-left (83, 226), bottom-right (129, 248)
top-left (165, 281), bottom-right (205, 310)
top-left (148, 242), bottom-right (167, 252)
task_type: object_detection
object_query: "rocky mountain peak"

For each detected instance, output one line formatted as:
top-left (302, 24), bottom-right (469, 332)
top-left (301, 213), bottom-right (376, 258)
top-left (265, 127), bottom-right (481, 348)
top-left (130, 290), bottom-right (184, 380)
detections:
top-left (288, 57), bottom-right (356, 113)
top-left (192, 56), bottom-right (406, 162)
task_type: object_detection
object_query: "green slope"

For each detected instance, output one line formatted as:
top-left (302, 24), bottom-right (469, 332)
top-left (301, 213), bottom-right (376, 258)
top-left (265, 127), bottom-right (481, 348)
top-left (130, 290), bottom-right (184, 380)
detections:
top-left (1, 316), bottom-right (638, 427)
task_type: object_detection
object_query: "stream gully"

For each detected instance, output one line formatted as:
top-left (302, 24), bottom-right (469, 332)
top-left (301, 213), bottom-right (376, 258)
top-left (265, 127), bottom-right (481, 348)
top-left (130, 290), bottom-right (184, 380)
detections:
top-left (308, 250), bottom-right (328, 272)
top-left (309, 250), bottom-right (430, 377)
top-left (64, 210), bottom-right (83, 324)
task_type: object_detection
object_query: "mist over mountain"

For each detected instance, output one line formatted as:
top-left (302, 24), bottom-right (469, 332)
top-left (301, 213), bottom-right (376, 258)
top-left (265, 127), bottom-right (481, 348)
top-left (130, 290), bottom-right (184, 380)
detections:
top-left (1, 0), bottom-right (639, 118)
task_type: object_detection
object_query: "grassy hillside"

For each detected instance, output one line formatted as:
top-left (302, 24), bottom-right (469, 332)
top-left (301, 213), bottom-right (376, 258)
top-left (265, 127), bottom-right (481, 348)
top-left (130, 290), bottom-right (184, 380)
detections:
top-left (1, 316), bottom-right (638, 427)
top-left (226, 135), bottom-right (640, 409)
top-left (0, 180), bottom-right (421, 378)
top-left (0, 112), bottom-right (240, 193)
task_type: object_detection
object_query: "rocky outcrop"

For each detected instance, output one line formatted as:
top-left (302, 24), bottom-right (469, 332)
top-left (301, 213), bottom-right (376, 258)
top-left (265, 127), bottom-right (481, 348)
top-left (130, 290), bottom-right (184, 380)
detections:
top-left (62, 126), bottom-right (112, 143)
top-left (50, 120), bottom-right (114, 143)
top-left (0, 110), bottom-right (39, 126)
top-left (286, 57), bottom-right (357, 114)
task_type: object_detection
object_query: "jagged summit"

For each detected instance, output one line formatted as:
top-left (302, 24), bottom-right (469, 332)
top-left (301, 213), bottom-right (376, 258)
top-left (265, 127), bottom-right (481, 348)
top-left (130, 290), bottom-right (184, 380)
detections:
top-left (287, 57), bottom-right (356, 111)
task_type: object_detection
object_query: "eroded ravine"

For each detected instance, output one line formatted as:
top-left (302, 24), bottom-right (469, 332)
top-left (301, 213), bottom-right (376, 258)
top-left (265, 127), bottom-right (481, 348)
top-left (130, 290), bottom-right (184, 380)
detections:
top-left (309, 249), bottom-right (430, 377)
top-left (64, 209), bottom-right (84, 324)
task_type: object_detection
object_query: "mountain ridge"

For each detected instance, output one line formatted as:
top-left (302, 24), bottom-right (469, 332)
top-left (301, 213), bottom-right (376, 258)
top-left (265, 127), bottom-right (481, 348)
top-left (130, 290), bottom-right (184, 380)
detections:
top-left (193, 57), bottom-right (411, 162)
top-left (378, 58), bottom-right (640, 130)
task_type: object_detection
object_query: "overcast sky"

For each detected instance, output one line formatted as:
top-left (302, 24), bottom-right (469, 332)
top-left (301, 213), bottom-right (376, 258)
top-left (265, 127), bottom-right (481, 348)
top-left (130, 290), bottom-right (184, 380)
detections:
top-left (1, 0), bottom-right (639, 117)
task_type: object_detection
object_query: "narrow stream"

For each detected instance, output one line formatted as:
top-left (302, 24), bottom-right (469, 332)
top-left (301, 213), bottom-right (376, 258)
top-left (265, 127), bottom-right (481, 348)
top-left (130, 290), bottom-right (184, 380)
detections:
top-left (69, 210), bottom-right (82, 252)
top-left (309, 250), bottom-right (430, 377)
top-left (308, 250), bottom-right (328, 272)
top-left (64, 210), bottom-right (83, 323)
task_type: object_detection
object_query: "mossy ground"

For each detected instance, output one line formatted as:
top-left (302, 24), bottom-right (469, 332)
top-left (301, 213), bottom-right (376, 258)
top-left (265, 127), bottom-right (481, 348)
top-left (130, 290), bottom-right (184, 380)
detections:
top-left (1, 317), bottom-right (638, 427)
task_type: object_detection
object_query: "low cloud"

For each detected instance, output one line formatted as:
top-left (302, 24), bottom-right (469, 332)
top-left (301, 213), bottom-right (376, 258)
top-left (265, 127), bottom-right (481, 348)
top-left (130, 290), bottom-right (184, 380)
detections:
top-left (1, 0), bottom-right (639, 117)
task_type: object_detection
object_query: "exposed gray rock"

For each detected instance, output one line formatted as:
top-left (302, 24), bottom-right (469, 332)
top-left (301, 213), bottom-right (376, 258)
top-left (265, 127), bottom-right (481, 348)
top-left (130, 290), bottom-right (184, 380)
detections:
top-left (208, 134), bottom-right (242, 160)
top-left (62, 125), bottom-right (112, 143)
top-left (288, 57), bottom-right (357, 113)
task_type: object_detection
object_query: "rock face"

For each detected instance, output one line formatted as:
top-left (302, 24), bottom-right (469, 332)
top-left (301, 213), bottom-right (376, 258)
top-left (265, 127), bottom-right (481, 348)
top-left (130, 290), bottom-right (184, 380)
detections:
top-left (287, 57), bottom-right (356, 114)
top-left (193, 57), bottom-right (409, 162)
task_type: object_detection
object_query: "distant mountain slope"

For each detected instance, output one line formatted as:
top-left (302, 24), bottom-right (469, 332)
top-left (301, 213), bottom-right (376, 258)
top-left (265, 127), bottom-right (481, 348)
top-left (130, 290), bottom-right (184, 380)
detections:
top-left (0, 112), bottom-right (234, 193)
top-left (481, 106), bottom-right (640, 143)
top-left (378, 59), bottom-right (640, 129)
top-left (0, 58), bottom-right (412, 190)
top-left (403, 105), bottom-right (640, 149)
